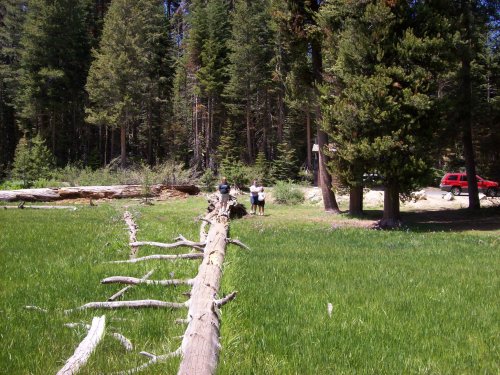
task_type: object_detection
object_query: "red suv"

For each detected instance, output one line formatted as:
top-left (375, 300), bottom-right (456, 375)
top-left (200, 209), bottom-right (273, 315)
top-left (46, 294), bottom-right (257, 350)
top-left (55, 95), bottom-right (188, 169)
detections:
top-left (440, 173), bottom-right (498, 197)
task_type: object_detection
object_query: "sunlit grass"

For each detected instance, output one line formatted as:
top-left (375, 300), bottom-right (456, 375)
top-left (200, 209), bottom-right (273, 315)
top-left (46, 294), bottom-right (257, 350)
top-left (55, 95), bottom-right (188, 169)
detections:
top-left (1, 198), bottom-right (499, 374)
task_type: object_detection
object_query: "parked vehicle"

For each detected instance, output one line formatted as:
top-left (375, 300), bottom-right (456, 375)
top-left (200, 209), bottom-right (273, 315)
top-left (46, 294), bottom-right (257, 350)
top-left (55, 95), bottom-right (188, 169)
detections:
top-left (439, 173), bottom-right (499, 197)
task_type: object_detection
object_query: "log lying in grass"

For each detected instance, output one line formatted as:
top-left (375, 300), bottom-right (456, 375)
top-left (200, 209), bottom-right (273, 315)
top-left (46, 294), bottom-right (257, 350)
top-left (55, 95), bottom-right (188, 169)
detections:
top-left (0, 184), bottom-right (200, 202)
top-left (56, 315), bottom-right (106, 375)
top-left (2, 204), bottom-right (77, 210)
top-left (177, 203), bottom-right (236, 375)
top-left (130, 238), bottom-right (205, 251)
top-left (123, 211), bottom-right (139, 258)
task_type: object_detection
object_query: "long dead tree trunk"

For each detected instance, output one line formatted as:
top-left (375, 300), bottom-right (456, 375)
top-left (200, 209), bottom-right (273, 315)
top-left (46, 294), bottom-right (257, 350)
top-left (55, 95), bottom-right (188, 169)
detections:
top-left (177, 213), bottom-right (230, 375)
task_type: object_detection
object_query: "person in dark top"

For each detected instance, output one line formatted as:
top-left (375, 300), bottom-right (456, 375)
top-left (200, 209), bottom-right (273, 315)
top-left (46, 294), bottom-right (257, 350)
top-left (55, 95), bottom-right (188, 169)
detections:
top-left (218, 177), bottom-right (230, 213)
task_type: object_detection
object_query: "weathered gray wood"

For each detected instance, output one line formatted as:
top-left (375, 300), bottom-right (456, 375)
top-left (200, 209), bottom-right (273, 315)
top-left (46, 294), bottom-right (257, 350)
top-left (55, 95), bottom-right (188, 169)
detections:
top-left (130, 239), bottom-right (205, 251)
top-left (177, 213), bottom-right (230, 375)
top-left (107, 269), bottom-right (155, 302)
top-left (101, 276), bottom-right (194, 287)
top-left (123, 211), bottom-right (139, 258)
top-left (0, 184), bottom-right (200, 202)
top-left (108, 253), bottom-right (203, 264)
top-left (65, 300), bottom-right (188, 314)
top-left (56, 315), bottom-right (106, 375)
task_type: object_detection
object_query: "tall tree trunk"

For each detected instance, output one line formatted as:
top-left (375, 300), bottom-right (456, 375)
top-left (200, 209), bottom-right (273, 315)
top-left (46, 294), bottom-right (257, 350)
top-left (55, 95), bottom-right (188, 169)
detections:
top-left (246, 99), bottom-right (253, 161)
top-left (310, 3), bottom-right (340, 213)
top-left (306, 108), bottom-right (312, 170)
top-left (381, 184), bottom-right (401, 228)
top-left (349, 185), bottom-right (363, 216)
top-left (277, 92), bottom-right (284, 143)
top-left (460, 0), bottom-right (480, 209)
top-left (120, 123), bottom-right (126, 168)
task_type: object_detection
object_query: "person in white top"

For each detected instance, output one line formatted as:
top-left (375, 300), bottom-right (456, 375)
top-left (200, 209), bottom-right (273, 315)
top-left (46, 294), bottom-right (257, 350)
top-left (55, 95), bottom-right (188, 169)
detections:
top-left (249, 179), bottom-right (259, 215)
top-left (257, 187), bottom-right (266, 216)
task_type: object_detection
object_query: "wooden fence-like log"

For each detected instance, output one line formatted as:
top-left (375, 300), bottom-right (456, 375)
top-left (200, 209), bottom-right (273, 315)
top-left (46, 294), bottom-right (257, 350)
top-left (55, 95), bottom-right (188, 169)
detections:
top-left (56, 315), bottom-right (106, 375)
top-left (107, 269), bottom-right (155, 302)
top-left (65, 300), bottom-right (188, 314)
top-left (101, 276), bottom-right (194, 287)
top-left (108, 253), bottom-right (203, 264)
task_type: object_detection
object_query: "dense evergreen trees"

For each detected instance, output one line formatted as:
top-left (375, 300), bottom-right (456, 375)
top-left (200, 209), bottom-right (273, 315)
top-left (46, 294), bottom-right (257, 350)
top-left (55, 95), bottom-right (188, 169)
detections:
top-left (1, 0), bottom-right (499, 220)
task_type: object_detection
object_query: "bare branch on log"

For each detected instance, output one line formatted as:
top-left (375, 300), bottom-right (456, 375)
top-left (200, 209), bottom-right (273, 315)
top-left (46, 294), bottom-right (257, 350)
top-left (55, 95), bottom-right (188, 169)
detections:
top-left (108, 253), bottom-right (203, 264)
top-left (130, 239), bottom-right (205, 251)
top-left (24, 305), bottom-right (48, 313)
top-left (101, 276), bottom-right (194, 287)
top-left (108, 269), bottom-right (155, 302)
top-left (64, 323), bottom-right (133, 351)
top-left (123, 211), bottom-right (139, 258)
top-left (214, 291), bottom-right (238, 308)
top-left (227, 238), bottom-right (251, 251)
top-left (111, 333), bottom-right (133, 351)
top-left (56, 315), bottom-right (106, 375)
top-left (65, 300), bottom-right (188, 314)
top-left (115, 348), bottom-right (181, 375)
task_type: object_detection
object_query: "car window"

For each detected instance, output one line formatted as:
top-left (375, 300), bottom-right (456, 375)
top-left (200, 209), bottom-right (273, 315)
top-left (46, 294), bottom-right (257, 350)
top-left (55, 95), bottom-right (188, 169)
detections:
top-left (460, 175), bottom-right (467, 181)
top-left (447, 175), bottom-right (458, 181)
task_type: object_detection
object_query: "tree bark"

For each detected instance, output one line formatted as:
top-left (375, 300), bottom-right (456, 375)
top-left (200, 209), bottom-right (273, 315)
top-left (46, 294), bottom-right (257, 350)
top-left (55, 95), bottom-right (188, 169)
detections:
top-left (380, 184), bottom-right (401, 228)
top-left (460, 0), bottom-right (480, 209)
top-left (306, 108), bottom-right (312, 170)
top-left (349, 186), bottom-right (363, 216)
top-left (178, 215), bottom-right (229, 375)
top-left (120, 123), bottom-right (126, 168)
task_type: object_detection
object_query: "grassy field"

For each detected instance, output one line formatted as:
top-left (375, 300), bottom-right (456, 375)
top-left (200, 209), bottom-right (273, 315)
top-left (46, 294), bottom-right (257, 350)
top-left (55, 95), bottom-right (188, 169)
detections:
top-left (1, 198), bottom-right (499, 374)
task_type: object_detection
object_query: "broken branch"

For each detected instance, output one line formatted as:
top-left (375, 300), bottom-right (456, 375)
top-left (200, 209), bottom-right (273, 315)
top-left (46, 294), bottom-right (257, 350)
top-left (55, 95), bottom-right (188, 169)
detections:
top-left (56, 315), bottom-right (106, 375)
top-left (130, 239), bottom-right (205, 251)
top-left (115, 348), bottom-right (181, 375)
top-left (123, 211), bottom-right (139, 258)
top-left (214, 291), bottom-right (238, 308)
top-left (107, 269), bottom-right (155, 302)
top-left (65, 300), bottom-right (188, 314)
top-left (24, 305), bottom-right (48, 313)
top-left (108, 253), bottom-right (203, 264)
top-left (101, 276), bottom-right (194, 287)
top-left (227, 238), bottom-right (251, 251)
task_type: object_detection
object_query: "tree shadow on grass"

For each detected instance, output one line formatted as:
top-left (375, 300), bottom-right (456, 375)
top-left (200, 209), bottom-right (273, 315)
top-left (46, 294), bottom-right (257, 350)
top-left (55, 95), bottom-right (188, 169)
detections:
top-left (401, 206), bottom-right (500, 232)
top-left (344, 207), bottom-right (500, 232)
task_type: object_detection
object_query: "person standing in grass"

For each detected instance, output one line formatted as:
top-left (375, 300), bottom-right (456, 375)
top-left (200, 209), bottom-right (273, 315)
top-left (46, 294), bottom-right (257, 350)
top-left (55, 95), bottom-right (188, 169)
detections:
top-left (218, 177), bottom-right (230, 213)
top-left (257, 187), bottom-right (266, 216)
top-left (249, 179), bottom-right (259, 214)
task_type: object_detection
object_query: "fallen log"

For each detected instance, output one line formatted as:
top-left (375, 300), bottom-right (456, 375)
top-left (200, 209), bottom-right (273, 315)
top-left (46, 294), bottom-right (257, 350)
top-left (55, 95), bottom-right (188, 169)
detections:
top-left (2, 205), bottom-right (77, 210)
top-left (177, 203), bottom-right (235, 375)
top-left (56, 315), bottom-right (106, 375)
top-left (130, 238), bottom-right (205, 251)
top-left (123, 211), bottom-right (139, 258)
top-left (0, 184), bottom-right (200, 202)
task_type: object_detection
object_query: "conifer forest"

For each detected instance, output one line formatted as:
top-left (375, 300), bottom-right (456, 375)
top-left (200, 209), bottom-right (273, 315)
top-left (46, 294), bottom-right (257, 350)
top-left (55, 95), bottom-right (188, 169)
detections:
top-left (1, 1), bottom-right (499, 212)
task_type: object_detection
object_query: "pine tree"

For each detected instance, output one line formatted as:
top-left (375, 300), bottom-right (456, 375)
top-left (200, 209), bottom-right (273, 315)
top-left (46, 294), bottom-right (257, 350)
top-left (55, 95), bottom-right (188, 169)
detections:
top-left (0, 0), bottom-right (25, 176)
top-left (271, 141), bottom-right (298, 182)
top-left (321, 1), bottom-right (446, 225)
top-left (225, 0), bottom-right (274, 162)
top-left (11, 134), bottom-right (54, 187)
top-left (86, 0), bottom-right (173, 168)
top-left (16, 0), bottom-right (91, 164)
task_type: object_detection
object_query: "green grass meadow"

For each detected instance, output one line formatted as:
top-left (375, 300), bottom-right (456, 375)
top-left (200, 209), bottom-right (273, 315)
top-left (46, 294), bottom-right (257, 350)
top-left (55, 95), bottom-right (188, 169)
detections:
top-left (1, 198), bottom-right (499, 374)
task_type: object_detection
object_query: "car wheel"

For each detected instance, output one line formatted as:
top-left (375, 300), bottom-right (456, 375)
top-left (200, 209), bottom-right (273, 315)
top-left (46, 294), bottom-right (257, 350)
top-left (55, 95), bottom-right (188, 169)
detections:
top-left (486, 188), bottom-right (497, 197)
top-left (451, 186), bottom-right (461, 196)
